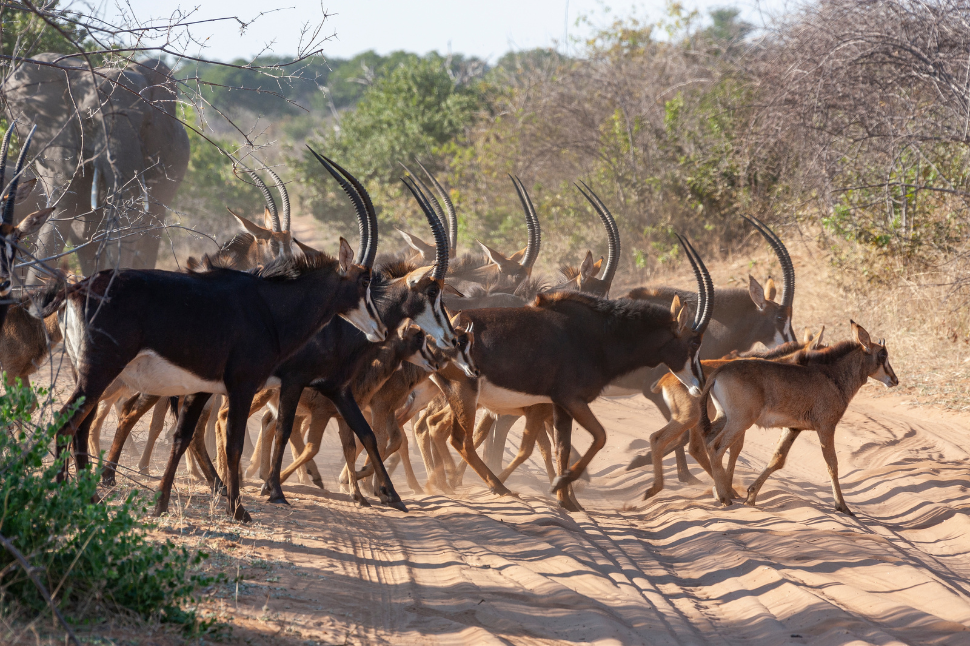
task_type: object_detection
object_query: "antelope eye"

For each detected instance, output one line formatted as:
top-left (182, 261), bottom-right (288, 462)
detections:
top-left (428, 285), bottom-right (439, 298)
top-left (361, 275), bottom-right (371, 288)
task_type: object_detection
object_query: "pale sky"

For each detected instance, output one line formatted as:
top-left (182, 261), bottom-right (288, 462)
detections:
top-left (103, 0), bottom-right (789, 63)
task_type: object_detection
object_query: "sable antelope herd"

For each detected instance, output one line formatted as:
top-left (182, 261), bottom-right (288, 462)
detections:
top-left (0, 120), bottom-right (898, 522)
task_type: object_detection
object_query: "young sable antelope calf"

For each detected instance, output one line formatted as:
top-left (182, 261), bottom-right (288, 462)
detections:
top-left (639, 328), bottom-right (825, 501)
top-left (700, 321), bottom-right (898, 514)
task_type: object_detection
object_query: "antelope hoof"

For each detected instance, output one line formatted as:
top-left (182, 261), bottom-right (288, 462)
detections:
top-left (744, 492), bottom-right (759, 507)
top-left (353, 492), bottom-right (371, 507)
top-left (259, 481), bottom-right (271, 496)
top-left (101, 474), bottom-right (116, 488)
top-left (642, 486), bottom-right (661, 501)
top-left (489, 484), bottom-right (513, 497)
top-left (550, 475), bottom-right (570, 493)
top-left (230, 505), bottom-right (252, 523)
top-left (312, 477), bottom-right (326, 491)
top-left (153, 498), bottom-right (170, 517)
top-left (557, 496), bottom-right (583, 513)
top-left (138, 467), bottom-right (150, 475)
top-left (627, 452), bottom-right (651, 471)
top-left (385, 499), bottom-right (408, 512)
top-left (835, 504), bottom-right (855, 516)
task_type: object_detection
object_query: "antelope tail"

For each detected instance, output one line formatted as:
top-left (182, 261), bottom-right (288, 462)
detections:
top-left (698, 380), bottom-right (716, 443)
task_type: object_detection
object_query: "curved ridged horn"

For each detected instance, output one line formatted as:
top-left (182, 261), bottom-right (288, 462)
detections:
top-left (0, 120), bottom-right (16, 208)
top-left (576, 182), bottom-right (620, 286)
top-left (402, 175), bottom-right (449, 281)
top-left (741, 215), bottom-right (794, 309)
top-left (260, 162), bottom-right (291, 232)
top-left (232, 156), bottom-right (280, 232)
top-left (508, 175), bottom-right (540, 268)
top-left (400, 163), bottom-right (449, 241)
top-left (675, 234), bottom-right (714, 333)
top-left (3, 124), bottom-right (35, 226)
top-left (306, 146), bottom-right (371, 267)
top-left (417, 160), bottom-right (458, 256)
top-left (316, 152), bottom-right (379, 267)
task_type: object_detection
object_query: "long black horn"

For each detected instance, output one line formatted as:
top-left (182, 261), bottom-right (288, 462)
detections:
top-left (232, 156), bottom-right (280, 232)
top-left (402, 176), bottom-right (449, 281)
top-left (509, 175), bottom-right (540, 268)
top-left (3, 124), bottom-right (35, 226)
top-left (417, 160), bottom-right (458, 256)
top-left (319, 153), bottom-right (379, 267)
top-left (400, 163), bottom-right (449, 241)
top-left (577, 182), bottom-right (620, 286)
top-left (307, 146), bottom-right (369, 266)
top-left (742, 215), bottom-right (794, 309)
top-left (0, 119), bottom-right (17, 209)
top-left (260, 162), bottom-right (291, 232)
top-left (676, 234), bottom-right (714, 332)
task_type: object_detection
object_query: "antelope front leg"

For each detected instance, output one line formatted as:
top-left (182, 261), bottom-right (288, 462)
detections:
top-left (550, 404), bottom-right (581, 511)
top-left (819, 428), bottom-right (852, 515)
top-left (224, 391), bottom-right (257, 522)
top-left (330, 389), bottom-right (406, 512)
top-left (643, 420), bottom-right (689, 500)
top-left (139, 396), bottom-right (171, 474)
top-left (278, 413), bottom-right (328, 487)
top-left (263, 383), bottom-right (304, 505)
top-left (154, 393), bottom-right (211, 516)
top-left (745, 428), bottom-right (801, 507)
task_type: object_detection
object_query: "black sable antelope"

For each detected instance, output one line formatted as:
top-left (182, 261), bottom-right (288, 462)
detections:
top-left (255, 153), bottom-right (460, 510)
top-left (434, 236), bottom-right (714, 511)
top-left (44, 152), bottom-right (384, 522)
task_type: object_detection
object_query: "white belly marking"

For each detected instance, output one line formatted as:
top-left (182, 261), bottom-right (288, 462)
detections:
top-left (478, 380), bottom-right (552, 410)
top-left (119, 350), bottom-right (227, 397)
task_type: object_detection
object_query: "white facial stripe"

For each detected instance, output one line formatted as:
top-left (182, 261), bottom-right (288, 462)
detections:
top-left (415, 291), bottom-right (455, 350)
top-left (672, 358), bottom-right (702, 397)
top-left (340, 285), bottom-right (386, 342)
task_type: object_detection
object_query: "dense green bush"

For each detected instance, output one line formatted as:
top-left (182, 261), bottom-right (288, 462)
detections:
top-left (0, 379), bottom-right (212, 628)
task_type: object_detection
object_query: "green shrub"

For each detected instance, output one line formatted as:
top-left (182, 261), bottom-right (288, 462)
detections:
top-left (0, 378), bottom-right (213, 627)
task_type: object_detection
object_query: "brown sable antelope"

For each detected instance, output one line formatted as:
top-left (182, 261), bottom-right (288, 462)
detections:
top-left (345, 316), bottom-right (478, 491)
top-left (250, 154), bottom-right (460, 511)
top-left (699, 321), bottom-right (898, 514)
top-left (0, 299), bottom-right (61, 385)
top-left (0, 123), bottom-right (54, 330)
top-left (431, 235), bottom-right (713, 511)
top-left (234, 319), bottom-right (438, 505)
top-left (641, 328), bottom-right (825, 501)
top-left (617, 215), bottom-right (797, 482)
top-left (477, 182), bottom-right (621, 474)
top-left (41, 149), bottom-right (385, 522)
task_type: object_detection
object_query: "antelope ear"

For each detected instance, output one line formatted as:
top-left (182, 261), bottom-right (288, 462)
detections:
top-left (592, 257), bottom-right (604, 273)
top-left (801, 327), bottom-right (812, 344)
top-left (579, 251), bottom-right (595, 279)
top-left (748, 275), bottom-right (767, 311)
top-left (670, 294), bottom-right (682, 317)
top-left (293, 237), bottom-right (320, 257)
top-left (13, 177), bottom-right (37, 204)
top-left (443, 283), bottom-right (464, 297)
top-left (15, 207), bottom-right (54, 236)
top-left (396, 228), bottom-right (436, 258)
top-left (405, 266), bottom-right (433, 288)
top-left (764, 278), bottom-right (777, 303)
top-left (811, 326), bottom-right (825, 349)
top-left (228, 208), bottom-right (272, 240)
top-left (508, 247), bottom-right (527, 263)
top-left (337, 237), bottom-right (354, 274)
top-left (851, 320), bottom-right (873, 353)
top-left (262, 207), bottom-right (276, 231)
top-left (675, 302), bottom-right (690, 336)
top-left (479, 241), bottom-right (510, 266)
top-left (450, 310), bottom-right (462, 326)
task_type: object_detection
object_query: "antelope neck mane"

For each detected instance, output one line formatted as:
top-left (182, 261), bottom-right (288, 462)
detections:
top-left (534, 291), bottom-right (671, 325)
top-left (187, 248), bottom-right (337, 280)
top-left (799, 340), bottom-right (859, 364)
top-left (375, 259), bottom-right (420, 281)
top-left (559, 263), bottom-right (581, 280)
top-left (752, 340), bottom-right (805, 360)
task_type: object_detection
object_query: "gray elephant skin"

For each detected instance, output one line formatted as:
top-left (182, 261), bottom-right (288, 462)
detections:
top-left (2, 54), bottom-right (190, 281)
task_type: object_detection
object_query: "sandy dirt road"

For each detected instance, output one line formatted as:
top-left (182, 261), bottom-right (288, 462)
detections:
top-left (98, 380), bottom-right (969, 646)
